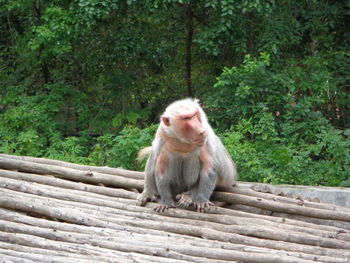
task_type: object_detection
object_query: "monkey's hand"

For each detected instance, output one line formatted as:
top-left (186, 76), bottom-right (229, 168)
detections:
top-left (176, 193), bottom-right (193, 208)
top-left (136, 192), bottom-right (158, 206)
top-left (153, 202), bottom-right (175, 213)
top-left (194, 200), bottom-right (214, 213)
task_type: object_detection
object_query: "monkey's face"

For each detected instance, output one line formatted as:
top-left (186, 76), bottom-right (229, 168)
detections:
top-left (173, 109), bottom-right (207, 146)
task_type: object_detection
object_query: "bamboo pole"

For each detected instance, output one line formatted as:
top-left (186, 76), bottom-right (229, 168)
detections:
top-left (1, 168), bottom-right (346, 233)
top-left (1, 187), bottom-right (350, 261)
top-left (0, 156), bottom-right (143, 189)
top-left (1, 176), bottom-right (349, 246)
top-left (1, 156), bottom-right (349, 223)
top-left (0, 219), bottom-right (318, 263)
top-left (1, 155), bottom-right (350, 262)
top-left (212, 191), bottom-right (350, 222)
top-left (0, 153), bottom-right (144, 180)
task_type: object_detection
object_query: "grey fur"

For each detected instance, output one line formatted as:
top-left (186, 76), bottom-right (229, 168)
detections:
top-left (136, 98), bottom-right (237, 212)
top-left (136, 129), bottom-right (237, 211)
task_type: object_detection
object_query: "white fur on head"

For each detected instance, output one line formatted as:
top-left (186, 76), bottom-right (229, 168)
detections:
top-left (162, 98), bottom-right (200, 119)
top-left (160, 98), bottom-right (210, 141)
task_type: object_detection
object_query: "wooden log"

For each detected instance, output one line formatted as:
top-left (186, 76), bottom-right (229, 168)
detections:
top-left (0, 247), bottom-right (107, 263)
top-left (4, 208), bottom-right (344, 263)
top-left (2, 169), bottom-right (346, 238)
top-left (225, 186), bottom-right (350, 213)
top-left (0, 208), bottom-right (285, 258)
top-left (0, 239), bottom-right (125, 261)
top-left (271, 212), bottom-right (350, 231)
top-left (0, 153), bottom-right (144, 180)
top-left (0, 169), bottom-right (137, 200)
top-left (1, 176), bottom-right (349, 246)
top-left (2, 156), bottom-right (349, 225)
top-left (2, 157), bottom-right (350, 229)
top-left (3, 154), bottom-right (347, 215)
top-left (0, 219), bottom-right (319, 263)
top-left (0, 156), bottom-right (143, 190)
top-left (0, 232), bottom-right (192, 263)
top-left (0, 254), bottom-right (37, 263)
top-left (1, 188), bottom-right (350, 261)
top-left (212, 191), bottom-right (350, 222)
top-left (3, 155), bottom-right (350, 262)
top-left (0, 230), bottom-right (218, 263)
top-left (2, 154), bottom-right (348, 216)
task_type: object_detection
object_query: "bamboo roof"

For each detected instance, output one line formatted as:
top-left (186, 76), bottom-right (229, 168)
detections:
top-left (0, 154), bottom-right (349, 263)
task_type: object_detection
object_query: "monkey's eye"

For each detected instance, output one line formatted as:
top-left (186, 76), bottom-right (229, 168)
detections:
top-left (182, 117), bottom-right (192, 120)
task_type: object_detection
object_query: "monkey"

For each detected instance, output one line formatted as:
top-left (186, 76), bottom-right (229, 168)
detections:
top-left (136, 98), bottom-right (237, 212)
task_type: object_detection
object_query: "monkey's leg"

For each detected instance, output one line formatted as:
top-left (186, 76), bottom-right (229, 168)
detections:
top-left (136, 191), bottom-right (158, 206)
top-left (176, 191), bottom-right (194, 208)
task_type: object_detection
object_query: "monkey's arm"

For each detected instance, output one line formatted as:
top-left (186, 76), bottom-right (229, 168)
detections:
top-left (154, 174), bottom-right (175, 212)
top-left (153, 146), bottom-right (177, 212)
top-left (191, 146), bottom-right (216, 212)
top-left (192, 169), bottom-right (217, 212)
top-left (136, 150), bottom-right (159, 206)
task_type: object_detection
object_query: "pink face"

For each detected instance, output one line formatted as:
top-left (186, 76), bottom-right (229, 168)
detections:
top-left (172, 109), bottom-right (207, 146)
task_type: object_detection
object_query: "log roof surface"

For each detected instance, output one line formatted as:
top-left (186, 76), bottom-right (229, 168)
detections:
top-left (0, 154), bottom-right (350, 263)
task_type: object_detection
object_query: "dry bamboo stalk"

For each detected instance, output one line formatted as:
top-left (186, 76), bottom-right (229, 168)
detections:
top-left (212, 191), bottom-right (350, 222)
top-left (8, 169), bottom-right (347, 240)
top-left (4, 157), bottom-right (350, 233)
top-left (2, 154), bottom-right (348, 219)
top-left (0, 231), bottom-right (123, 258)
top-left (0, 153), bottom-right (144, 180)
top-left (0, 157), bottom-right (143, 189)
top-left (3, 209), bottom-right (342, 263)
top-left (0, 240), bottom-right (124, 262)
top-left (0, 247), bottom-right (108, 263)
top-left (0, 220), bottom-right (317, 263)
top-left (218, 203), bottom-right (350, 230)
top-left (0, 222), bottom-right (211, 263)
top-left (2, 154), bottom-right (347, 216)
top-left (0, 232), bottom-right (191, 263)
top-left (0, 254), bottom-right (36, 263)
top-left (1, 188), bottom-right (350, 260)
top-left (227, 186), bottom-right (350, 213)
top-left (2, 175), bottom-right (349, 246)
top-left (2, 155), bottom-right (348, 215)
top-left (271, 212), bottom-right (350, 231)
top-left (2, 156), bottom-right (348, 224)
top-left (0, 169), bottom-right (340, 233)
top-left (0, 169), bottom-right (137, 200)
top-left (0, 157), bottom-right (350, 262)
top-left (0, 208), bottom-right (296, 259)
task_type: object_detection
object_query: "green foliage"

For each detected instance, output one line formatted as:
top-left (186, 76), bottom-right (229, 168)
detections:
top-left (211, 54), bottom-right (350, 186)
top-left (29, 6), bottom-right (75, 56)
top-left (0, 85), bottom-right (62, 156)
top-left (0, 0), bottom-right (349, 186)
top-left (87, 125), bottom-right (157, 170)
top-left (46, 135), bottom-right (90, 164)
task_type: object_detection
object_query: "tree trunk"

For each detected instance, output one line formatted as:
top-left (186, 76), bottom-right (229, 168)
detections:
top-left (185, 3), bottom-right (194, 97)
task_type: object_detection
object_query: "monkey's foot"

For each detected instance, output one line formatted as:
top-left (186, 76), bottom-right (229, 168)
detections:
top-left (153, 203), bottom-right (175, 213)
top-left (176, 194), bottom-right (193, 208)
top-left (194, 201), bottom-right (214, 213)
top-left (136, 192), bottom-right (158, 206)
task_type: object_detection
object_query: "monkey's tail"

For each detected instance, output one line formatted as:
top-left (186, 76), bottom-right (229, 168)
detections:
top-left (137, 146), bottom-right (153, 163)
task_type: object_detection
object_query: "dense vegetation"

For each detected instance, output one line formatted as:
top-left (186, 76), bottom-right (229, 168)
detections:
top-left (1, 0), bottom-right (349, 186)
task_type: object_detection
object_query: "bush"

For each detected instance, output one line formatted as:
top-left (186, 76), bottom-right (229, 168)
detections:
top-left (209, 53), bottom-right (350, 186)
top-left (87, 125), bottom-right (157, 170)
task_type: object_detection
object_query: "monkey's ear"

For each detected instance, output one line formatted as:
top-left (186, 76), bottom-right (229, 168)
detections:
top-left (162, 116), bottom-right (171, 126)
